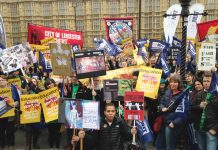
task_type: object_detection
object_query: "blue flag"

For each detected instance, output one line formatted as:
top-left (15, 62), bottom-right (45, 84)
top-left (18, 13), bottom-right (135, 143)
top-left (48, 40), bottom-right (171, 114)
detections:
top-left (208, 73), bottom-right (218, 94)
top-left (176, 51), bottom-right (181, 66)
top-left (11, 84), bottom-right (20, 101)
top-left (136, 117), bottom-right (153, 144)
top-left (155, 53), bottom-right (171, 77)
top-left (148, 39), bottom-right (167, 53)
top-left (39, 51), bottom-right (52, 72)
top-left (136, 38), bottom-right (147, 55)
top-left (188, 41), bottom-right (196, 64)
top-left (96, 39), bottom-right (119, 56)
top-left (172, 37), bottom-right (181, 48)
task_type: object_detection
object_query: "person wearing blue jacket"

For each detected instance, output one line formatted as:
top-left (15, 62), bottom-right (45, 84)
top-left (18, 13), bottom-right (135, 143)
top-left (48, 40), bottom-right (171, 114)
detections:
top-left (156, 74), bottom-right (189, 150)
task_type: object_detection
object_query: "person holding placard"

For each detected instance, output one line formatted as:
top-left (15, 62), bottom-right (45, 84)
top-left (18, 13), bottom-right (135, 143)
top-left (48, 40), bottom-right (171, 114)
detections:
top-left (72, 103), bottom-right (137, 150)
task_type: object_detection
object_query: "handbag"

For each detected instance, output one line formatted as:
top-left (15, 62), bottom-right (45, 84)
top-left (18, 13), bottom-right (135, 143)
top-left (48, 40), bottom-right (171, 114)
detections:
top-left (153, 115), bottom-right (163, 132)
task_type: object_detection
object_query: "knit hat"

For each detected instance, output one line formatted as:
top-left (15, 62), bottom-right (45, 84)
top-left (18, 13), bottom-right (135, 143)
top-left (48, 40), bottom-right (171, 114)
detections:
top-left (160, 78), bottom-right (167, 84)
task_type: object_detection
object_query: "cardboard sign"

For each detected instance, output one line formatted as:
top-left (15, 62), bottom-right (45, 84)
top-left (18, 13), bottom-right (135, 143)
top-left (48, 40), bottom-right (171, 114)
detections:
top-left (103, 80), bottom-right (119, 101)
top-left (124, 92), bottom-right (144, 121)
top-left (50, 42), bottom-right (72, 76)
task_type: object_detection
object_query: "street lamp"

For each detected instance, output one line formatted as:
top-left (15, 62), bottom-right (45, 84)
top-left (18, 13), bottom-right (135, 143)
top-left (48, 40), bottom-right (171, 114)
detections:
top-left (72, 0), bottom-right (77, 31)
top-left (179, 0), bottom-right (191, 82)
top-left (163, 0), bottom-right (207, 82)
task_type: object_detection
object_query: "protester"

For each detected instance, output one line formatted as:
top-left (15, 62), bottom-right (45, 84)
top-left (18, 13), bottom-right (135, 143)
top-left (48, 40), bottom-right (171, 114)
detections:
top-left (0, 75), bottom-right (18, 150)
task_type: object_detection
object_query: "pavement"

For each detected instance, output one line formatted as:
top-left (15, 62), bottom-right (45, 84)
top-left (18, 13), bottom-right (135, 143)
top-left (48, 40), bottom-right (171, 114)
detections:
top-left (13, 127), bottom-right (155, 150)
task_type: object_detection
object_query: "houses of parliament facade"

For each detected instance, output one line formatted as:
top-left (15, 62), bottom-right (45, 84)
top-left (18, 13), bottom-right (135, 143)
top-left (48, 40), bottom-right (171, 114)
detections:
top-left (0, 0), bottom-right (217, 48)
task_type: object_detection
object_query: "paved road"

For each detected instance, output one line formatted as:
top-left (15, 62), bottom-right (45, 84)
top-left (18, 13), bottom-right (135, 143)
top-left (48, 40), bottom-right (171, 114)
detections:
top-left (14, 127), bottom-right (155, 150)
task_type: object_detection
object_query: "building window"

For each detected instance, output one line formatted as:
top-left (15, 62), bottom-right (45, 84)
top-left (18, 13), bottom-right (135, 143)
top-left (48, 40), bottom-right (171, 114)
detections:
top-left (44, 20), bottom-right (53, 27)
top-left (24, 2), bottom-right (34, 16)
top-left (144, 0), bottom-right (150, 13)
top-left (108, 1), bottom-right (119, 14)
top-left (13, 37), bottom-right (21, 45)
top-left (92, 0), bottom-right (100, 14)
top-left (42, 3), bottom-right (52, 16)
top-left (127, 0), bottom-right (135, 13)
top-left (10, 4), bottom-right (19, 17)
top-left (76, 2), bottom-right (85, 16)
top-left (76, 20), bottom-right (84, 31)
top-left (92, 19), bottom-right (101, 31)
top-left (58, 1), bottom-right (67, 15)
top-left (12, 22), bottom-right (20, 33)
top-left (59, 20), bottom-right (67, 29)
top-left (154, 0), bottom-right (160, 12)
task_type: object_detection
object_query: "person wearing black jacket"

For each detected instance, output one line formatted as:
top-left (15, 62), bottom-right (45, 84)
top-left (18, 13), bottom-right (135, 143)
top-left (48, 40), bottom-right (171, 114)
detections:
top-left (72, 103), bottom-right (137, 150)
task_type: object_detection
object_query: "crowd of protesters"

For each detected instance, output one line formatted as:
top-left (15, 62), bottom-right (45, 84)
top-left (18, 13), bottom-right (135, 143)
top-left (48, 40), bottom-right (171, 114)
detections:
top-left (0, 50), bottom-right (218, 150)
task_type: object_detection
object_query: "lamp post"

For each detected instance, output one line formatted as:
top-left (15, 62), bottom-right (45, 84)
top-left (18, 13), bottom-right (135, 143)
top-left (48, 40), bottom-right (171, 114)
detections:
top-left (163, 0), bottom-right (207, 82)
top-left (72, 1), bottom-right (77, 31)
top-left (179, 0), bottom-right (191, 82)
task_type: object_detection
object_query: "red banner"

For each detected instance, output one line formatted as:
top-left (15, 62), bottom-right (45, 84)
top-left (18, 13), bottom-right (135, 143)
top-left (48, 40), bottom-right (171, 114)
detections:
top-left (27, 23), bottom-right (83, 48)
top-left (197, 19), bottom-right (218, 41)
top-left (124, 91), bottom-right (144, 121)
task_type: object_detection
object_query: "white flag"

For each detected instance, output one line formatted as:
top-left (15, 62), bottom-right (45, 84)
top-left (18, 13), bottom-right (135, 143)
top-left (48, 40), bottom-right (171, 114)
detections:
top-left (0, 15), bottom-right (6, 48)
top-left (187, 4), bottom-right (204, 39)
top-left (163, 4), bottom-right (182, 45)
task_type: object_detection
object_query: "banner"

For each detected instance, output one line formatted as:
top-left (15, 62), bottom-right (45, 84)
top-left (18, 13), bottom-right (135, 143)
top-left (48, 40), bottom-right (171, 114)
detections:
top-left (40, 87), bottom-right (60, 123)
top-left (124, 92), bottom-right (144, 121)
top-left (187, 4), bottom-right (204, 39)
top-left (0, 88), bottom-right (14, 118)
top-left (197, 42), bottom-right (216, 71)
top-left (136, 67), bottom-right (162, 99)
top-left (50, 42), bottom-right (72, 76)
top-left (0, 42), bottom-right (37, 73)
top-left (28, 23), bottom-right (83, 48)
top-left (197, 19), bottom-right (218, 41)
top-left (148, 39), bottom-right (168, 53)
top-left (104, 17), bottom-right (134, 44)
top-left (163, 4), bottom-right (182, 45)
top-left (0, 15), bottom-right (6, 48)
top-left (20, 94), bottom-right (41, 124)
top-left (65, 100), bottom-right (100, 130)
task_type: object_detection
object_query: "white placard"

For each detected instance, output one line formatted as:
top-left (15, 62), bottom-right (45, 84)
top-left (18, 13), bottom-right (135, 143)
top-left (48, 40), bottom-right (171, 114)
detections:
top-left (198, 43), bottom-right (216, 71)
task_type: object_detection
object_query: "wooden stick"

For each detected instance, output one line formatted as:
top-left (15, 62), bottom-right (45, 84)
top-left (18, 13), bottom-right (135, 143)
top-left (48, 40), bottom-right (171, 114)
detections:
top-left (80, 138), bottom-right (83, 150)
top-left (132, 120), bottom-right (136, 145)
top-left (72, 128), bottom-right (76, 150)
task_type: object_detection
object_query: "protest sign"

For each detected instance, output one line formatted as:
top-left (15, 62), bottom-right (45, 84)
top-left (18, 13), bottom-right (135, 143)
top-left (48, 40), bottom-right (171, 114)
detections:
top-left (197, 42), bottom-right (216, 71)
top-left (104, 17), bottom-right (134, 45)
top-left (40, 87), bottom-right (60, 123)
top-left (124, 92), bottom-right (144, 121)
top-left (103, 80), bottom-right (119, 101)
top-left (122, 38), bottom-right (134, 56)
top-left (50, 42), bottom-right (72, 76)
top-left (7, 77), bottom-right (21, 88)
top-left (136, 67), bottom-right (162, 99)
top-left (40, 37), bottom-right (55, 45)
top-left (20, 94), bottom-right (41, 124)
top-left (74, 50), bottom-right (106, 79)
top-left (0, 43), bottom-right (36, 73)
top-left (28, 23), bottom-right (83, 48)
top-left (65, 100), bottom-right (100, 130)
top-left (0, 88), bottom-right (14, 118)
top-left (118, 79), bottom-right (133, 100)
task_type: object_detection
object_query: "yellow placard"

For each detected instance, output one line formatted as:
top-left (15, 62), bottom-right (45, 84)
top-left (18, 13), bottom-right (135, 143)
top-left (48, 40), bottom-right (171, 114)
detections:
top-left (20, 94), bottom-right (41, 124)
top-left (0, 88), bottom-right (15, 118)
top-left (136, 67), bottom-right (162, 99)
top-left (39, 87), bottom-right (60, 123)
top-left (122, 38), bottom-right (134, 56)
top-left (7, 78), bottom-right (21, 88)
top-left (133, 49), bottom-right (145, 66)
top-left (40, 37), bottom-right (55, 45)
top-left (30, 44), bottom-right (50, 52)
